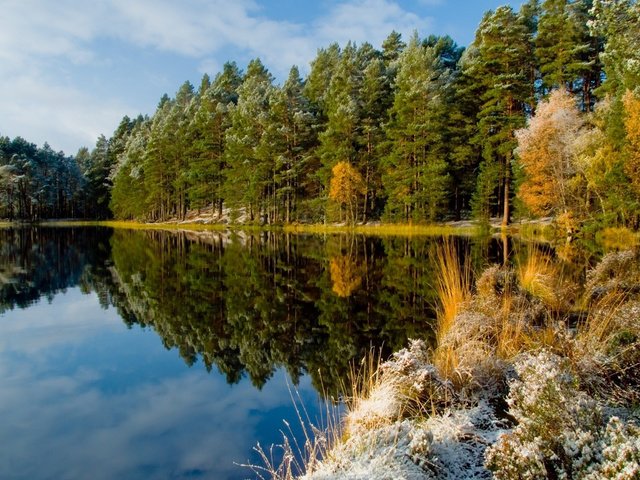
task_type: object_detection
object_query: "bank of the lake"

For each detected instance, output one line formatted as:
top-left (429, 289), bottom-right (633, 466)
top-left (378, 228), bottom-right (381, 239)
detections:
top-left (290, 246), bottom-right (640, 480)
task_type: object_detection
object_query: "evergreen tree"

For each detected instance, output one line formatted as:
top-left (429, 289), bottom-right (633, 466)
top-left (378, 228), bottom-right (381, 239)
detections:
top-left (110, 118), bottom-right (151, 220)
top-left (590, 0), bottom-right (640, 96)
top-left (223, 59), bottom-right (274, 222)
top-left (263, 66), bottom-right (316, 223)
top-left (468, 7), bottom-right (534, 224)
top-left (537, 0), bottom-right (601, 109)
top-left (188, 63), bottom-right (242, 217)
top-left (383, 34), bottom-right (451, 222)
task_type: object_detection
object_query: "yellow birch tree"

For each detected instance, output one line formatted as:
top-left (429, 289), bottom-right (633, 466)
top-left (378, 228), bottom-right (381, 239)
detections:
top-left (329, 161), bottom-right (365, 224)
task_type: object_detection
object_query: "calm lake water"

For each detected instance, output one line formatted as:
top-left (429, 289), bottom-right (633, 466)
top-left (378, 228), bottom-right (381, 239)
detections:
top-left (0, 226), bottom-right (577, 479)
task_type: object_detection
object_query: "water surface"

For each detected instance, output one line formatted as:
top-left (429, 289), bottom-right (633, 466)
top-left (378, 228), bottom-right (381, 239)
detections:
top-left (0, 227), bottom-right (560, 479)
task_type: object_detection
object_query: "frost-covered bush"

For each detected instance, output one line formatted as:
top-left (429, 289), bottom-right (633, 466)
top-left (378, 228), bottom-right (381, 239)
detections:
top-left (348, 340), bottom-right (456, 431)
top-left (485, 351), bottom-right (640, 479)
top-left (585, 249), bottom-right (640, 300)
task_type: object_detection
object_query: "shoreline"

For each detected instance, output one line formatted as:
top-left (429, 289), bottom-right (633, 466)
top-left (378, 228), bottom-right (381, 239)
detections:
top-left (0, 217), bottom-right (559, 238)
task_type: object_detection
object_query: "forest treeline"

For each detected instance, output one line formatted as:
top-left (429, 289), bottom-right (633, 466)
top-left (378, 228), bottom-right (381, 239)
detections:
top-left (1, 0), bottom-right (639, 230)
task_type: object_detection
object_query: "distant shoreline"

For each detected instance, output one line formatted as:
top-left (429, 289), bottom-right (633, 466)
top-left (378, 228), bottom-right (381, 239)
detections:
top-left (0, 218), bottom-right (559, 238)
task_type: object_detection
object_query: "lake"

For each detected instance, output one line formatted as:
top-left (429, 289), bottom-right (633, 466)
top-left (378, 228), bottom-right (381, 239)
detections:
top-left (0, 226), bottom-right (553, 479)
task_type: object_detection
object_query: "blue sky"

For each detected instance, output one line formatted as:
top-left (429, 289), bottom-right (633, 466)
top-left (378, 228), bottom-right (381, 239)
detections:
top-left (0, 0), bottom-right (520, 155)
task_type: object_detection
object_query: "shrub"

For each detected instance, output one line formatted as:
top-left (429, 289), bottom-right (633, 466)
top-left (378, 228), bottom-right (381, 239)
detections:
top-left (485, 351), bottom-right (640, 479)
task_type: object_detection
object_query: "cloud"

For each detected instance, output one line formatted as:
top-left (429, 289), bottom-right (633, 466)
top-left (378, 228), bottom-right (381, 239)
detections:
top-left (0, 0), bottom-right (436, 153)
top-left (0, 361), bottom-right (318, 479)
top-left (0, 69), bottom-right (131, 153)
top-left (0, 285), bottom-right (322, 479)
top-left (0, 289), bottom-right (122, 354)
top-left (315, 0), bottom-right (434, 48)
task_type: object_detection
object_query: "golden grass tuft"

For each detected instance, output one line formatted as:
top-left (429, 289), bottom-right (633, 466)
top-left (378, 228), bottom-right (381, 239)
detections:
top-left (431, 240), bottom-right (475, 383)
top-left (433, 240), bottom-right (473, 341)
top-left (516, 248), bottom-right (559, 307)
top-left (577, 291), bottom-right (630, 355)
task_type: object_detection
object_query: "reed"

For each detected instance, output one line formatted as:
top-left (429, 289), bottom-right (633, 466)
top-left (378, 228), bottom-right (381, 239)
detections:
top-left (433, 240), bottom-right (472, 343)
top-left (516, 247), bottom-right (558, 307)
top-left (243, 385), bottom-right (341, 480)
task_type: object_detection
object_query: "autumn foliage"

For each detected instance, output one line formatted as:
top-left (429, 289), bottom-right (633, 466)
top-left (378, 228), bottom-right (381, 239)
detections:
top-left (623, 90), bottom-right (640, 196)
top-left (516, 90), bottom-right (584, 217)
top-left (329, 161), bottom-right (365, 224)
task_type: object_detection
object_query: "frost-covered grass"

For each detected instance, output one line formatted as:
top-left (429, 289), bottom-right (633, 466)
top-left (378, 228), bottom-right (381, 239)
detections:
top-left (265, 248), bottom-right (640, 480)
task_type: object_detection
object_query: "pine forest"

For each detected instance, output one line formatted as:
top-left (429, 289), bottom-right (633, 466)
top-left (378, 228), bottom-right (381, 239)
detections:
top-left (1, 0), bottom-right (640, 235)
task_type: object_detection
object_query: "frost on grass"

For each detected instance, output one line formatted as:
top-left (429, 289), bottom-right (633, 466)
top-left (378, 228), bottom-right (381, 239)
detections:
top-left (585, 249), bottom-right (640, 300)
top-left (346, 340), bottom-right (456, 435)
top-left (271, 252), bottom-right (640, 480)
top-left (303, 340), bottom-right (505, 480)
top-left (486, 351), bottom-right (640, 480)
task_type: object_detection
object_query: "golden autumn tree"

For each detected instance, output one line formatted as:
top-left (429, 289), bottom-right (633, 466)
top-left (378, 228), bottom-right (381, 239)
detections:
top-left (623, 90), bottom-right (640, 196)
top-left (329, 161), bottom-right (365, 224)
top-left (516, 90), bottom-right (584, 217)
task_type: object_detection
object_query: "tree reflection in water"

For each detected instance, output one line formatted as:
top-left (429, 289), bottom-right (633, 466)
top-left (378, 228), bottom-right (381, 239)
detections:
top-left (0, 226), bottom-right (541, 397)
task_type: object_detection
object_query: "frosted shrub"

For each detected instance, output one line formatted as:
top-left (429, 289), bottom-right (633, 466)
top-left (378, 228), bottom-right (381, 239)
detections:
top-left (485, 351), bottom-right (640, 479)
top-left (585, 249), bottom-right (640, 300)
top-left (379, 339), bottom-right (457, 413)
top-left (582, 417), bottom-right (640, 480)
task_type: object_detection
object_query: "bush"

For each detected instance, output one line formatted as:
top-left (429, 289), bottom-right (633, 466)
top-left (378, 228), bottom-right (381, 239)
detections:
top-left (485, 351), bottom-right (640, 479)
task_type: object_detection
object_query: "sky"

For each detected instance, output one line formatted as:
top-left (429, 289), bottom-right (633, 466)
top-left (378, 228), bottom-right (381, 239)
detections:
top-left (0, 0), bottom-right (520, 155)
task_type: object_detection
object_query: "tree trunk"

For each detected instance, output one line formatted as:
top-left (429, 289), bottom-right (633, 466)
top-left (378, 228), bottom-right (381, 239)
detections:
top-left (502, 155), bottom-right (510, 228)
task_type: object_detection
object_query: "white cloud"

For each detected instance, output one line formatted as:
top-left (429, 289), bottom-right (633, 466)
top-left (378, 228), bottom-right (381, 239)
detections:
top-left (0, 286), bottom-right (323, 478)
top-left (0, 289), bottom-right (122, 353)
top-left (1, 73), bottom-right (130, 152)
top-left (0, 366), bottom-right (315, 479)
top-left (315, 0), bottom-right (434, 48)
top-left (0, 0), bottom-right (436, 153)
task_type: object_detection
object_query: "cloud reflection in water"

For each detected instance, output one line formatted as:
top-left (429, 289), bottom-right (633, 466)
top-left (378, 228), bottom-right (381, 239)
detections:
top-left (0, 288), bottom-right (319, 480)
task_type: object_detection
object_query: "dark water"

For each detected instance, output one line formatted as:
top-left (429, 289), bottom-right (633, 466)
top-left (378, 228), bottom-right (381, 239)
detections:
top-left (0, 227), bottom-right (570, 479)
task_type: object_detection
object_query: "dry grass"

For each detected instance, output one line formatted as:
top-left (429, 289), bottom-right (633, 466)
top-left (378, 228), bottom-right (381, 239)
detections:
top-left (37, 220), bottom-right (231, 231)
top-left (433, 240), bottom-right (473, 341)
top-left (284, 223), bottom-right (481, 237)
top-left (243, 386), bottom-right (342, 480)
top-left (577, 291), bottom-right (630, 355)
top-left (32, 219), bottom-right (482, 237)
top-left (516, 247), bottom-right (559, 307)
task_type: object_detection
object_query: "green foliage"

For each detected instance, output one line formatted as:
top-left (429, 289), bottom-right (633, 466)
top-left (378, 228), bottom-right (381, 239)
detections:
top-left (382, 34), bottom-right (451, 222)
top-left (468, 6), bottom-right (533, 224)
top-left (22, 3), bottom-right (624, 233)
top-left (0, 136), bottom-right (87, 220)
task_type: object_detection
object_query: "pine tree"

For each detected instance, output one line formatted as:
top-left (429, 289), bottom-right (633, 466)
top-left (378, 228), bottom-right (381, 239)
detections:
top-left (223, 59), bottom-right (274, 222)
top-left (358, 55), bottom-right (390, 221)
top-left (263, 66), bottom-right (316, 223)
top-left (468, 7), bottom-right (534, 224)
top-left (188, 63), bottom-right (242, 217)
top-left (383, 34), bottom-right (451, 222)
top-left (536, 0), bottom-right (601, 109)
top-left (110, 118), bottom-right (151, 219)
top-left (590, 0), bottom-right (640, 96)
